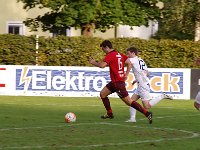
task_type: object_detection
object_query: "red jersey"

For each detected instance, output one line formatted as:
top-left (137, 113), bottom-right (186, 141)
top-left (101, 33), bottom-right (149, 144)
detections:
top-left (104, 50), bottom-right (128, 82)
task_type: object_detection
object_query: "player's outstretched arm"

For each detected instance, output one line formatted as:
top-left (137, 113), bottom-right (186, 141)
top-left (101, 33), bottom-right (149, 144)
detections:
top-left (89, 58), bottom-right (107, 68)
top-left (124, 59), bottom-right (132, 80)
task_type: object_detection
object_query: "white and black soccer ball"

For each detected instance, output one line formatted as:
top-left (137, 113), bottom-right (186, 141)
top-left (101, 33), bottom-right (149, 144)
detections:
top-left (64, 112), bottom-right (76, 123)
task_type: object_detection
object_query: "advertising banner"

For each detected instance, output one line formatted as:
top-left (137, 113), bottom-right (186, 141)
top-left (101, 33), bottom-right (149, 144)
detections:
top-left (0, 65), bottom-right (191, 99)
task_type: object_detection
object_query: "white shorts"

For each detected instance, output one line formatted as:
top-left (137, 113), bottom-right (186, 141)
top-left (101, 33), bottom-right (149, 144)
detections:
top-left (134, 83), bottom-right (151, 101)
top-left (195, 91), bottom-right (200, 104)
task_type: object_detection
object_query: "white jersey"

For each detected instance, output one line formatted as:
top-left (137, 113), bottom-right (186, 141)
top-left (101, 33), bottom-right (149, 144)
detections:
top-left (129, 56), bottom-right (151, 101)
top-left (129, 56), bottom-right (149, 86)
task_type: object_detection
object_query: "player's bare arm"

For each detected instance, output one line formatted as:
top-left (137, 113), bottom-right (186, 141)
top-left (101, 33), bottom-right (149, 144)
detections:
top-left (124, 58), bottom-right (132, 80)
top-left (89, 58), bottom-right (107, 68)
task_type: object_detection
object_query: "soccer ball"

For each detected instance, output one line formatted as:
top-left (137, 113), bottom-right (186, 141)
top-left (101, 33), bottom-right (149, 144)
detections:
top-left (64, 112), bottom-right (76, 123)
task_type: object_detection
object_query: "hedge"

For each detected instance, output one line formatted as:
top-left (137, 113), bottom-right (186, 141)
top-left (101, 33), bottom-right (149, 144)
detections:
top-left (0, 34), bottom-right (199, 68)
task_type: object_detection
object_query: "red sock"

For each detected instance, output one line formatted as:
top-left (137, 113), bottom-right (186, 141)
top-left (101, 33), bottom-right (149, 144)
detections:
top-left (131, 101), bottom-right (147, 116)
top-left (101, 97), bottom-right (112, 114)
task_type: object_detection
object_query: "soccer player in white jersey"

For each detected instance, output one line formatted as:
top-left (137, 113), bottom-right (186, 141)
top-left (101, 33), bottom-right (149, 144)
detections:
top-left (126, 46), bottom-right (173, 122)
top-left (194, 91), bottom-right (200, 111)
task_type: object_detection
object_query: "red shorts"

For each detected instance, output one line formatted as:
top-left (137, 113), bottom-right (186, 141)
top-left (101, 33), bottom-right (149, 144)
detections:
top-left (106, 81), bottom-right (128, 98)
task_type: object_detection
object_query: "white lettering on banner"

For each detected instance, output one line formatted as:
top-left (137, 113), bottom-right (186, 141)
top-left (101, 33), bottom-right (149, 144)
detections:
top-left (14, 66), bottom-right (191, 99)
top-left (32, 71), bottom-right (46, 89)
top-left (19, 69), bottom-right (182, 93)
top-left (78, 72), bottom-right (85, 90)
top-left (65, 71), bottom-right (77, 90)
top-left (93, 77), bottom-right (107, 91)
top-left (85, 76), bottom-right (94, 90)
top-left (19, 69), bottom-right (108, 91)
top-left (52, 76), bottom-right (65, 90)
top-left (47, 71), bottom-right (51, 89)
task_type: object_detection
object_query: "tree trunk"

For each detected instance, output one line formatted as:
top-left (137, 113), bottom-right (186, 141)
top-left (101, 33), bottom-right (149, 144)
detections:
top-left (194, 22), bottom-right (200, 41)
top-left (195, 0), bottom-right (200, 41)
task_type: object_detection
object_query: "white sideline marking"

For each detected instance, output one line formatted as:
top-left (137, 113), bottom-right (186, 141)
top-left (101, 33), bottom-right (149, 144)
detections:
top-left (0, 122), bottom-right (199, 149)
top-left (2, 102), bottom-right (198, 110)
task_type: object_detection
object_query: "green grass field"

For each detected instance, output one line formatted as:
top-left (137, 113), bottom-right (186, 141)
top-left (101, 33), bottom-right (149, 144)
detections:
top-left (0, 96), bottom-right (199, 150)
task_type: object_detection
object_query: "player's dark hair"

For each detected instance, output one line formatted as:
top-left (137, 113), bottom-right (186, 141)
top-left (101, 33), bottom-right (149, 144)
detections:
top-left (100, 40), bottom-right (113, 49)
top-left (127, 46), bottom-right (138, 55)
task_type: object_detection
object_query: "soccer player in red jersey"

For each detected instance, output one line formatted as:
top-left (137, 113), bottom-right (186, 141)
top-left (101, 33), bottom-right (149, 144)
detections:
top-left (89, 40), bottom-right (153, 124)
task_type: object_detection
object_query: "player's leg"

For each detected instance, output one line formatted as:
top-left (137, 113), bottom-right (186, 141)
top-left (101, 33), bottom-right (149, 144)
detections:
top-left (194, 91), bottom-right (200, 111)
top-left (100, 82), bottom-right (114, 119)
top-left (121, 96), bottom-right (152, 124)
top-left (115, 82), bottom-right (147, 115)
top-left (141, 92), bottom-right (173, 117)
top-left (137, 84), bottom-right (151, 109)
top-left (116, 82), bottom-right (152, 124)
top-left (126, 94), bottom-right (140, 123)
top-left (162, 93), bottom-right (173, 100)
top-left (120, 89), bottom-right (152, 124)
top-left (126, 107), bottom-right (136, 122)
top-left (148, 93), bottom-right (173, 107)
top-left (137, 84), bottom-right (172, 109)
top-left (194, 102), bottom-right (200, 111)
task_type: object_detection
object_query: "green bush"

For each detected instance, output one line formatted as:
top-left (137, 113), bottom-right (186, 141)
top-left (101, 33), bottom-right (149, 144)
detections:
top-left (0, 34), bottom-right (36, 65)
top-left (0, 34), bottom-right (199, 68)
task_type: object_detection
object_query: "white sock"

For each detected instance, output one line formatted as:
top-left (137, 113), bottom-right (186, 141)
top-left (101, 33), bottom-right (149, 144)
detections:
top-left (149, 95), bottom-right (163, 107)
top-left (129, 107), bottom-right (136, 120)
